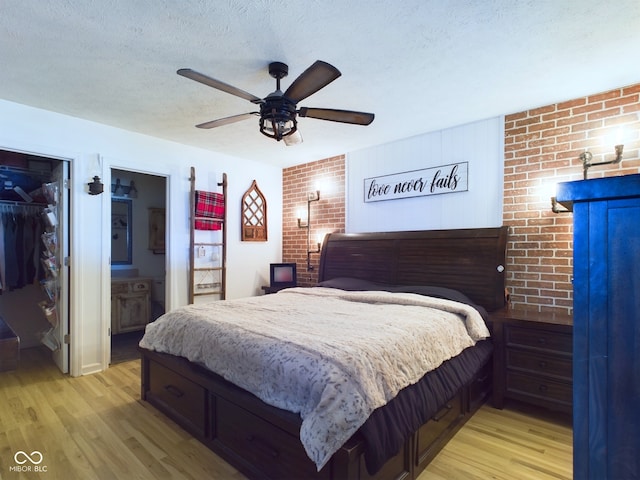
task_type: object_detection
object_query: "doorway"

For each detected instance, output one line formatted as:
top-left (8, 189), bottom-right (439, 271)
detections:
top-left (0, 149), bottom-right (70, 373)
top-left (109, 168), bottom-right (166, 364)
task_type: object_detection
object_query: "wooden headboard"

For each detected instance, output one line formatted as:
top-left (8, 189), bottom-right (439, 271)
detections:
top-left (318, 226), bottom-right (509, 312)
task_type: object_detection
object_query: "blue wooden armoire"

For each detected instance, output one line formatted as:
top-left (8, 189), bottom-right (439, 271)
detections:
top-left (557, 174), bottom-right (640, 480)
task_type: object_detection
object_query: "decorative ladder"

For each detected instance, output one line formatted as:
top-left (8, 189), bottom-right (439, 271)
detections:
top-left (188, 166), bottom-right (227, 303)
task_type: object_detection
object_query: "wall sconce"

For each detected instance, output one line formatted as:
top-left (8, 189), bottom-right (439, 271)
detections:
top-left (128, 181), bottom-right (138, 198)
top-left (545, 182), bottom-right (569, 214)
top-left (111, 178), bottom-right (139, 198)
top-left (296, 207), bottom-right (308, 228)
top-left (297, 190), bottom-right (321, 271)
top-left (112, 178), bottom-right (123, 196)
top-left (581, 144), bottom-right (624, 179)
top-left (87, 176), bottom-right (104, 195)
top-left (551, 142), bottom-right (625, 212)
top-left (551, 196), bottom-right (570, 214)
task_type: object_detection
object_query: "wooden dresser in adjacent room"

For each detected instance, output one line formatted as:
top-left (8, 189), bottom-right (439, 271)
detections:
top-left (491, 307), bottom-right (573, 414)
top-left (111, 277), bottom-right (152, 334)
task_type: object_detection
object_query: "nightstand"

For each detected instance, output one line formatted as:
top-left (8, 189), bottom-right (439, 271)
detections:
top-left (261, 285), bottom-right (292, 294)
top-left (491, 307), bottom-right (573, 413)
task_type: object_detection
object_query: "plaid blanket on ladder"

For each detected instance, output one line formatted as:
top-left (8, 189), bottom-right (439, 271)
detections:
top-left (194, 190), bottom-right (224, 230)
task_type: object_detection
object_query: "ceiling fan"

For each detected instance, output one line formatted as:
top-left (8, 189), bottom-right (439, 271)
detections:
top-left (177, 60), bottom-right (375, 146)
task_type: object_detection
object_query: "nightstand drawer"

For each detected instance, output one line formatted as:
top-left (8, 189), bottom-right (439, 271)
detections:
top-left (506, 371), bottom-right (572, 407)
top-left (506, 349), bottom-right (572, 381)
top-left (506, 325), bottom-right (572, 354)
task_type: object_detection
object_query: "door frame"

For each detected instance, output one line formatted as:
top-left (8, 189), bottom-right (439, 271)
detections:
top-left (0, 143), bottom-right (74, 374)
top-left (51, 160), bottom-right (70, 373)
top-left (101, 163), bottom-right (170, 368)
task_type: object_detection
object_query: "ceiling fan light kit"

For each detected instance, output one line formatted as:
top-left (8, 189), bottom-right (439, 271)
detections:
top-left (178, 60), bottom-right (374, 145)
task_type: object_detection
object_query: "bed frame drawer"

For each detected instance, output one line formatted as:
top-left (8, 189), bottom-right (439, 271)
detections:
top-left (215, 397), bottom-right (328, 480)
top-left (415, 392), bottom-right (464, 469)
top-left (468, 358), bottom-right (492, 411)
top-left (147, 360), bottom-right (207, 437)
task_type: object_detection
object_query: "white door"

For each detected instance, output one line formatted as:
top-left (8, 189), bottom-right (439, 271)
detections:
top-left (51, 161), bottom-right (70, 373)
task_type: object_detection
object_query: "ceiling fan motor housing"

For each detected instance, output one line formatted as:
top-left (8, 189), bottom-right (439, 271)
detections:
top-left (259, 95), bottom-right (298, 141)
top-left (268, 62), bottom-right (288, 80)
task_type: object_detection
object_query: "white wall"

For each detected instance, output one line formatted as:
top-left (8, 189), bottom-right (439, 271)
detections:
top-left (0, 99), bottom-right (282, 375)
top-left (346, 117), bottom-right (504, 232)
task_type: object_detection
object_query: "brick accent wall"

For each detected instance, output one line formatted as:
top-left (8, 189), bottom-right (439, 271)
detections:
top-left (281, 84), bottom-right (640, 311)
top-left (282, 155), bottom-right (346, 287)
top-left (504, 83), bottom-right (640, 314)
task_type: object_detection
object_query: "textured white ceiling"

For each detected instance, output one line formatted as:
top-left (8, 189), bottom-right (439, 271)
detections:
top-left (1, 0), bottom-right (639, 167)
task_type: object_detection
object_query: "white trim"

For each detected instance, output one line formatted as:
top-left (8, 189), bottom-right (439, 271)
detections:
top-left (100, 158), bottom-right (172, 371)
top-left (0, 141), bottom-right (81, 375)
top-left (80, 363), bottom-right (104, 376)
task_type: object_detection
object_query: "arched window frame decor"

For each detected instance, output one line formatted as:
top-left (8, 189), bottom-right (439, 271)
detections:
top-left (241, 180), bottom-right (267, 241)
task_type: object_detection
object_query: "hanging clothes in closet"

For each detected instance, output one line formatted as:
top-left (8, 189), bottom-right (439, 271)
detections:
top-left (0, 202), bottom-right (60, 349)
top-left (0, 205), bottom-right (46, 293)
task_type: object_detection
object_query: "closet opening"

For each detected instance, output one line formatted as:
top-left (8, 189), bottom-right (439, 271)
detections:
top-left (0, 149), bottom-right (70, 374)
top-left (109, 168), bottom-right (166, 365)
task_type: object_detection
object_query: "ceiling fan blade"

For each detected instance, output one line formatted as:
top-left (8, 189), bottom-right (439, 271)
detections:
top-left (196, 112), bottom-right (258, 129)
top-left (178, 68), bottom-right (263, 104)
top-left (298, 107), bottom-right (375, 125)
top-left (283, 61), bottom-right (341, 103)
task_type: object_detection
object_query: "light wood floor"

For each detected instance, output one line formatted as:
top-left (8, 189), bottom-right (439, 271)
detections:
top-left (0, 347), bottom-right (572, 480)
top-left (419, 400), bottom-right (572, 480)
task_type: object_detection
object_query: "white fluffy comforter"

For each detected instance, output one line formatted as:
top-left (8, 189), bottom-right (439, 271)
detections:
top-left (139, 287), bottom-right (490, 470)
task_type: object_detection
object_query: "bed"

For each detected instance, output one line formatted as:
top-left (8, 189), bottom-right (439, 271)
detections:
top-left (139, 226), bottom-right (508, 480)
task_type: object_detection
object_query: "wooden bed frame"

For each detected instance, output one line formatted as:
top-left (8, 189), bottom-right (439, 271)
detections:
top-left (140, 226), bottom-right (508, 480)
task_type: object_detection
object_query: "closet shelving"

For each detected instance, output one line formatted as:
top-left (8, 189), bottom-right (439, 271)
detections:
top-left (188, 167), bottom-right (227, 303)
top-left (39, 182), bottom-right (62, 352)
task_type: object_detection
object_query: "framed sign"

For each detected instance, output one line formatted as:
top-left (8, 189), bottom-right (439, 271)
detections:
top-left (148, 207), bottom-right (166, 254)
top-left (364, 162), bottom-right (468, 203)
top-left (111, 198), bottom-right (132, 264)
